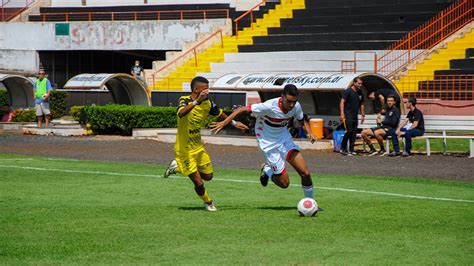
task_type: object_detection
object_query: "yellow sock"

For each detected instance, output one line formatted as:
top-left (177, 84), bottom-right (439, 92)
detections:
top-left (200, 189), bottom-right (212, 203)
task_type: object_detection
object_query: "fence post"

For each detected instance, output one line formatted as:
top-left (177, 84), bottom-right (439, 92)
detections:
top-left (407, 32), bottom-right (411, 64)
top-left (220, 30), bottom-right (223, 48)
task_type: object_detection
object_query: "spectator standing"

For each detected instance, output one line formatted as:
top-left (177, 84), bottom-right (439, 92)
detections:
top-left (33, 69), bottom-right (52, 128)
top-left (339, 77), bottom-right (365, 156)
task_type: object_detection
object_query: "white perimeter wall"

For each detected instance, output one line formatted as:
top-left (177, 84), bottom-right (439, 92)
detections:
top-left (0, 50), bottom-right (39, 73)
top-left (0, 19), bottom-right (229, 51)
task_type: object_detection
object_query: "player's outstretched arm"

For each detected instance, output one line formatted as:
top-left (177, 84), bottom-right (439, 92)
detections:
top-left (303, 119), bottom-right (318, 144)
top-left (210, 106), bottom-right (248, 134)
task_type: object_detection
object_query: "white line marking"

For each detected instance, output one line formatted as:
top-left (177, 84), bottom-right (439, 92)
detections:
top-left (0, 164), bottom-right (472, 203)
top-left (0, 158), bottom-right (33, 161)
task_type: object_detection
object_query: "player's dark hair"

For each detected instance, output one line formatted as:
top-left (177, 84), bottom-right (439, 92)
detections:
top-left (190, 76), bottom-right (209, 91)
top-left (353, 77), bottom-right (362, 83)
top-left (387, 94), bottom-right (396, 101)
top-left (283, 84), bottom-right (298, 96)
top-left (408, 97), bottom-right (417, 106)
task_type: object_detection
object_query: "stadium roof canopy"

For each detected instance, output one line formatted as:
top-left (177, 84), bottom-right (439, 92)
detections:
top-left (0, 74), bottom-right (34, 108)
top-left (64, 73), bottom-right (151, 106)
top-left (211, 72), bottom-right (403, 115)
top-left (211, 72), bottom-right (398, 93)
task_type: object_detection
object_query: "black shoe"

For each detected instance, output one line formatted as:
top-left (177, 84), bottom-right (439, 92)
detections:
top-left (401, 151), bottom-right (411, 157)
top-left (260, 163), bottom-right (269, 187)
top-left (388, 151), bottom-right (401, 157)
top-left (366, 149), bottom-right (378, 156)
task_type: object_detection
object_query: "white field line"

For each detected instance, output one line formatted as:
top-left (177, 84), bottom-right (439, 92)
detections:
top-left (0, 158), bottom-right (33, 161)
top-left (0, 164), bottom-right (473, 204)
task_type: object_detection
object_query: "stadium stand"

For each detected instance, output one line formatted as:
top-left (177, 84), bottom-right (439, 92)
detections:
top-left (29, 1), bottom-right (275, 26)
top-left (238, 0), bottom-right (456, 52)
top-left (397, 27), bottom-right (473, 100)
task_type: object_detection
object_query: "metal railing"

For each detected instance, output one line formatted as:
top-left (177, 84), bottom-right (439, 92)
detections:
top-left (1, 0), bottom-right (34, 21)
top-left (376, 0), bottom-right (473, 77)
top-left (234, 0), bottom-right (267, 38)
top-left (341, 52), bottom-right (378, 73)
top-left (398, 75), bottom-right (474, 101)
top-left (148, 29), bottom-right (224, 90)
top-left (35, 9), bottom-right (229, 22)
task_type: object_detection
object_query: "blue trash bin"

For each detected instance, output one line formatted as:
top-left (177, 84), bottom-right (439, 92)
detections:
top-left (333, 130), bottom-right (345, 152)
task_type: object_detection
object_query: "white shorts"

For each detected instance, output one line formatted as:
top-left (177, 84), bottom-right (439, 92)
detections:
top-left (35, 102), bottom-right (51, 116)
top-left (263, 138), bottom-right (300, 175)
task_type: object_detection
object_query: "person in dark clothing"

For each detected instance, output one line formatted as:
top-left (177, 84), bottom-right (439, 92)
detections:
top-left (368, 88), bottom-right (401, 115)
top-left (361, 95), bottom-right (400, 156)
top-left (339, 77), bottom-right (365, 156)
top-left (389, 97), bottom-right (425, 157)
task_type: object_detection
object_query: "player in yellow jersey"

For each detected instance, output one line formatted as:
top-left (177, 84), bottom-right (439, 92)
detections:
top-left (164, 76), bottom-right (248, 211)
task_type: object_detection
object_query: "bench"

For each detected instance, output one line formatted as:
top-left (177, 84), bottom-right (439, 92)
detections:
top-left (357, 115), bottom-right (474, 158)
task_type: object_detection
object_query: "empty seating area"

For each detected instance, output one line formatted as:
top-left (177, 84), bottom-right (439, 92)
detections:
top-left (239, 0), bottom-right (456, 52)
top-left (29, 0), bottom-right (275, 27)
top-left (404, 48), bottom-right (474, 100)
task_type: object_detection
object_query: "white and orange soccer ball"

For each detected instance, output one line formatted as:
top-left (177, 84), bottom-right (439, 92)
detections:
top-left (297, 197), bottom-right (319, 217)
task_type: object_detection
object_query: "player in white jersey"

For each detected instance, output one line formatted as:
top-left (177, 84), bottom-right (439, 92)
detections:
top-left (211, 84), bottom-right (318, 199)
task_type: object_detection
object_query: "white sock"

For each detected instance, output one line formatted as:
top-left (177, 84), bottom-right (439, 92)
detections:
top-left (264, 165), bottom-right (273, 178)
top-left (302, 185), bottom-right (313, 198)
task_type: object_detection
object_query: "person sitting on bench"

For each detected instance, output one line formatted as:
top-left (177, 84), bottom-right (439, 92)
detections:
top-left (361, 95), bottom-right (400, 156)
top-left (389, 97), bottom-right (425, 157)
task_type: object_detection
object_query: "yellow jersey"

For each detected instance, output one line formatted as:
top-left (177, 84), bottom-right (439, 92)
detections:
top-left (174, 96), bottom-right (223, 155)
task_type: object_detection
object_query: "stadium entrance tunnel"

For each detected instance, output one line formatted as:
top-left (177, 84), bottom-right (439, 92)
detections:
top-left (0, 74), bottom-right (34, 108)
top-left (63, 73), bottom-right (151, 106)
top-left (211, 72), bottom-right (403, 129)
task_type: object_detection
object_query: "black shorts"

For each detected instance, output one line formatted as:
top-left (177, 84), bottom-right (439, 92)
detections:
top-left (371, 126), bottom-right (389, 134)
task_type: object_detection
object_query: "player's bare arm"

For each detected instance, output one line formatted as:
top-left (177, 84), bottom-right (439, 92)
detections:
top-left (339, 99), bottom-right (345, 122)
top-left (210, 106), bottom-right (248, 134)
top-left (217, 112), bottom-right (249, 131)
top-left (303, 119), bottom-right (317, 143)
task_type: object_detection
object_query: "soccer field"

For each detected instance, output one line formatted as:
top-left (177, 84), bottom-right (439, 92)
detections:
top-left (0, 153), bottom-right (473, 264)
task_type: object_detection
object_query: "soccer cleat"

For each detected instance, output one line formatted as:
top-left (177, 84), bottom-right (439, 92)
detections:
top-left (367, 149), bottom-right (378, 156)
top-left (388, 151), bottom-right (402, 157)
top-left (259, 163), bottom-right (269, 187)
top-left (163, 159), bottom-right (178, 178)
top-left (204, 201), bottom-right (217, 211)
top-left (401, 151), bottom-right (411, 157)
top-left (378, 150), bottom-right (387, 156)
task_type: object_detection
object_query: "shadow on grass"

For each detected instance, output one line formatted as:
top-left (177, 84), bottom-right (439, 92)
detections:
top-left (176, 206), bottom-right (295, 211)
top-left (256, 206), bottom-right (294, 211)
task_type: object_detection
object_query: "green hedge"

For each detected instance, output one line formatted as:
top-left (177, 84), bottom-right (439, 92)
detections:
top-left (0, 90), bottom-right (9, 106)
top-left (50, 90), bottom-right (68, 118)
top-left (83, 105), bottom-right (177, 135)
top-left (11, 109), bottom-right (36, 122)
top-left (70, 106), bottom-right (86, 124)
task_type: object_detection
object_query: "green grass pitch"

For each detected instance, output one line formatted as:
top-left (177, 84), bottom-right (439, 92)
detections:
top-left (0, 153), bottom-right (473, 264)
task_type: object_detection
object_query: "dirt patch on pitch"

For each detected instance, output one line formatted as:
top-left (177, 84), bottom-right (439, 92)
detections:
top-left (0, 133), bottom-right (472, 181)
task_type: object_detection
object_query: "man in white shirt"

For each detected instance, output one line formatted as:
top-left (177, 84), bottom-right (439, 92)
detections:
top-left (211, 84), bottom-right (318, 200)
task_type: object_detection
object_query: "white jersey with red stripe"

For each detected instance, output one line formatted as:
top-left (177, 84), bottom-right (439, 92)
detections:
top-left (249, 97), bottom-right (304, 152)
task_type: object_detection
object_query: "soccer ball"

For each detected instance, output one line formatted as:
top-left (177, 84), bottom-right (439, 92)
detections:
top-left (297, 197), bottom-right (319, 217)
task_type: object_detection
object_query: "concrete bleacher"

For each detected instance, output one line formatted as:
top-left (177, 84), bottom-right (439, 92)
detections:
top-left (50, 0), bottom-right (262, 11)
top-left (404, 46), bottom-right (474, 101)
top-left (238, 0), bottom-right (455, 52)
